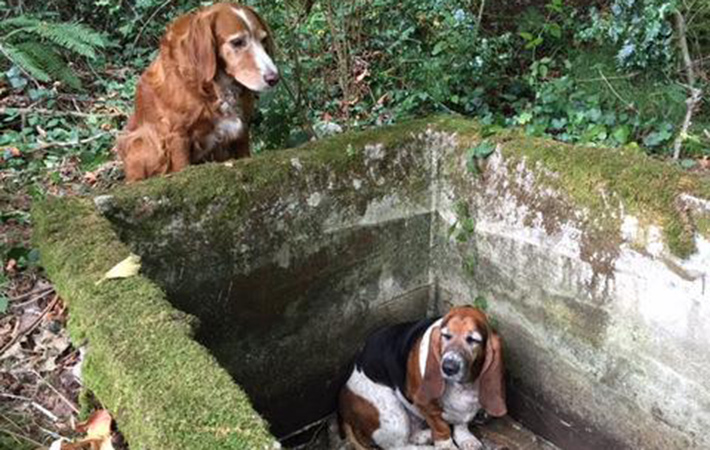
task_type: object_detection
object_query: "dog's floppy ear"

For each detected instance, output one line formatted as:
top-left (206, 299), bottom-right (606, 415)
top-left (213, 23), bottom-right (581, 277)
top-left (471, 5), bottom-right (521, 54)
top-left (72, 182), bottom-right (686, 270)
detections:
top-left (479, 330), bottom-right (507, 417)
top-left (184, 10), bottom-right (217, 86)
top-left (414, 326), bottom-right (445, 405)
top-left (242, 4), bottom-right (276, 56)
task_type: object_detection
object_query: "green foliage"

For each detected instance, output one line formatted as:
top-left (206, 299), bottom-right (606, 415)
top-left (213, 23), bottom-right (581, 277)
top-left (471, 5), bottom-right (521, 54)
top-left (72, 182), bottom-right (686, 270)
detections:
top-left (466, 141), bottom-right (496, 174)
top-left (472, 296), bottom-right (489, 312)
top-left (0, 270), bottom-right (8, 313)
top-left (0, 15), bottom-right (107, 89)
top-left (448, 200), bottom-right (475, 243)
top-left (578, 0), bottom-right (677, 71)
top-left (1, 0), bottom-right (708, 200)
top-left (507, 47), bottom-right (706, 155)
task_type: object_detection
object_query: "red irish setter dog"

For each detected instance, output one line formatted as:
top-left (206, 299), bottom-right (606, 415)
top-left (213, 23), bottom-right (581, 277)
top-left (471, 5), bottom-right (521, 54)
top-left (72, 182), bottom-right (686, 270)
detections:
top-left (117, 3), bottom-right (279, 182)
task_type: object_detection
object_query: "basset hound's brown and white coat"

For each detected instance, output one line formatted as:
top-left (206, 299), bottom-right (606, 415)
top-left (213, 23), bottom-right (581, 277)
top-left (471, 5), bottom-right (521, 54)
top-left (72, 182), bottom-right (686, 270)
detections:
top-left (339, 306), bottom-right (506, 449)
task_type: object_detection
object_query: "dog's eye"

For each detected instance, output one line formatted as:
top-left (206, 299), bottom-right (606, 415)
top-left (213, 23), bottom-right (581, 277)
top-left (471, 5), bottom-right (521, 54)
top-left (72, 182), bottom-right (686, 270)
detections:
top-left (466, 336), bottom-right (481, 345)
top-left (442, 332), bottom-right (452, 341)
top-left (231, 38), bottom-right (246, 48)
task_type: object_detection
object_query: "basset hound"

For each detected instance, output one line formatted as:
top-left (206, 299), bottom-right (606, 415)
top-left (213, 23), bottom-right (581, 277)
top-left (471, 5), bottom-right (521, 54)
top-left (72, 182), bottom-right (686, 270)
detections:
top-left (117, 3), bottom-right (279, 182)
top-left (338, 306), bottom-right (506, 449)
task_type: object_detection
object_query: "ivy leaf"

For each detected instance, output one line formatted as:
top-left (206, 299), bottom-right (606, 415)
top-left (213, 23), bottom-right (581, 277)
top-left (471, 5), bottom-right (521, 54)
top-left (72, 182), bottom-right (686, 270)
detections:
top-left (525, 37), bottom-right (544, 49)
top-left (466, 141), bottom-right (496, 174)
top-left (461, 217), bottom-right (476, 234)
top-left (551, 118), bottom-right (567, 130)
top-left (472, 141), bottom-right (496, 159)
top-left (0, 296), bottom-right (8, 314)
top-left (643, 129), bottom-right (672, 147)
top-left (538, 64), bottom-right (549, 78)
top-left (519, 31), bottom-right (534, 41)
top-left (517, 112), bottom-right (533, 125)
top-left (680, 159), bottom-right (697, 170)
top-left (612, 125), bottom-right (631, 144)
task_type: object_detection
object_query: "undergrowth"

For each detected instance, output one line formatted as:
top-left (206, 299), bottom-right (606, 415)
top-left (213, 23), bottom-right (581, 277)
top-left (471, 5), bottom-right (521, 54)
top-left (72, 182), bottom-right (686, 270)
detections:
top-left (1, 0), bottom-right (709, 269)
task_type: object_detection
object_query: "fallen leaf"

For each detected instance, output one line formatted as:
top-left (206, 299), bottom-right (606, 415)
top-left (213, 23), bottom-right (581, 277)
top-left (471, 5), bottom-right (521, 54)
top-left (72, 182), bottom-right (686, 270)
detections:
top-left (83, 171), bottom-right (98, 184)
top-left (355, 68), bottom-right (370, 83)
top-left (74, 409), bottom-right (114, 450)
top-left (96, 254), bottom-right (141, 285)
top-left (76, 409), bottom-right (111, 437)
top-left (5, 259), bottom-right (17, 273)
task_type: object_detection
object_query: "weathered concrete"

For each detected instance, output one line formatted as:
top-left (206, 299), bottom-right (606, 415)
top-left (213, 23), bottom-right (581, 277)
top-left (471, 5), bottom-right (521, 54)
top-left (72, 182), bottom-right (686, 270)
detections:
top-left (99, 128), bottom-right (440, 437)
top-left (36, 117), bottom-right (710, 449)
top-left (434, 138), bottom-right (710, 450)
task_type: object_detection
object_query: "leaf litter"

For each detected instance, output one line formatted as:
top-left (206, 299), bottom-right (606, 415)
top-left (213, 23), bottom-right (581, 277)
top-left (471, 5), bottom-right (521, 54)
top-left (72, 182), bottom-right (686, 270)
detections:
top-left (1, 270), bottom-right (127, 449)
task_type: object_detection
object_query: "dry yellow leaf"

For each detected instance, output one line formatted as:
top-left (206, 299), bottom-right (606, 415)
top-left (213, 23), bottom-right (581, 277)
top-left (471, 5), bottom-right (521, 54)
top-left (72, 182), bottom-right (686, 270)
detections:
top-left (96, 254), bottom-right (141, 285)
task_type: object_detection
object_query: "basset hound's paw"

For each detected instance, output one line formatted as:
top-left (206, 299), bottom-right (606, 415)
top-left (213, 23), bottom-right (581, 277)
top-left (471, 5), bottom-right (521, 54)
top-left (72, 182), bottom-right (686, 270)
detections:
top-left (434, 438), bottom-right (458, 450)
top-left (458, 437), bottom-right (484, 450)
top-left (411, 429), bottom-right (433, 445)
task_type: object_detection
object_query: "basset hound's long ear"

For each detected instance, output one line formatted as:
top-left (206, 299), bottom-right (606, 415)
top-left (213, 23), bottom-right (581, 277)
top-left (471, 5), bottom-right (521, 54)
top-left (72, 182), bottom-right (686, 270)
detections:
top-left (479, 330), bottom-right (507, 417)
top-left (414, 326), bottom-right (445, 405)
top-left (183, 10), bottom-right (217, 86)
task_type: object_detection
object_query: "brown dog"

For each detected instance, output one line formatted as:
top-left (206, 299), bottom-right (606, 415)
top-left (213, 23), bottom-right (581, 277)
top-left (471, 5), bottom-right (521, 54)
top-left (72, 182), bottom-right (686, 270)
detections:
top-left (117, 3), bottom-right (279, 182)
top-left (339, 306), bottom-right (506, 449)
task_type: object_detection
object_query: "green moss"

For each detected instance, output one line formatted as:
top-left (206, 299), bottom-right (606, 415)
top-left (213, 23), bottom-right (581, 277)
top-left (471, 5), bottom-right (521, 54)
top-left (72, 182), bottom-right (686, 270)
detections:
top-left (497, 136), bottom-right (710, 258)
top-left (105, 117), bottom-right (457, 258)
top-left (697, 214), bottom-right (710, 239)
top-left (32, 197), bottom-right (275, 450)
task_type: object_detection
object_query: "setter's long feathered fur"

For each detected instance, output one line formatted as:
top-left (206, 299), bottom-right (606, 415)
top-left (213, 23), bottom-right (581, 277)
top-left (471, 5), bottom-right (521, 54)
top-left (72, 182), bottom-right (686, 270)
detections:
top-left (117, 3), bottom-right (278, 182)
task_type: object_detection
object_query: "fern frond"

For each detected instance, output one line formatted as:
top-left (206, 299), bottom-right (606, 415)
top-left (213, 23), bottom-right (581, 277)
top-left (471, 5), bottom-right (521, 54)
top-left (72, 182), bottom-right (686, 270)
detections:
top-left (60, 22), bottom-right (108, 48)
top-left (0, 15), bottom-right (103, 90)
top-left (0, 42), bottom-right (51, 82)
top-left (0, 15), bottom-right (42, 30)
top-left (16, 41), bottom-right (82, 89)
top-left (27, 21), bottom-right (107, 59)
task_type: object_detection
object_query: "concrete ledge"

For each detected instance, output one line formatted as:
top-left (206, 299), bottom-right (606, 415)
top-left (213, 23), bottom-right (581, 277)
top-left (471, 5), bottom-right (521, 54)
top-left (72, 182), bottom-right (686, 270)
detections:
top-left (32, 198), bottom-right (276, 450)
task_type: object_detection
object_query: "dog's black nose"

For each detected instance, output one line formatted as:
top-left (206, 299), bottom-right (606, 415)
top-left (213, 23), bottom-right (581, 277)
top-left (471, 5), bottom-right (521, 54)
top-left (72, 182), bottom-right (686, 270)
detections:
top-left (265, 72), bottom-right (280, 87)
top-left (442, 358), bottom-right (461, 376)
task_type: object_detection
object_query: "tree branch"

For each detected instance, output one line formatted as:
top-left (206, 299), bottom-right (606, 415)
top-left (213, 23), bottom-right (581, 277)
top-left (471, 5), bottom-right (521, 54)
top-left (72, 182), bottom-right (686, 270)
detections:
top-left (323, 0), bottom-right (350, 113)
top-left (477, 0), bottom-right (486, 27)
top-left (0, 107), bottom-right (127, 118)
top-left (672, 9), bottom-right (702, 160)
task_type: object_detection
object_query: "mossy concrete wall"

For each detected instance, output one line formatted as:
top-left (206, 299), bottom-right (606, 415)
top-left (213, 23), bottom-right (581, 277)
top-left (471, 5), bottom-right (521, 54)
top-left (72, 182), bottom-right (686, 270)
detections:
top-left (97, 127), bottom-right (439, 437)
top-left (434, 136), bottom-right (710, 450)
top-left (35, 117), bottom-right (710, 449)
top-left (33, 198), bottom-right (278, 450)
